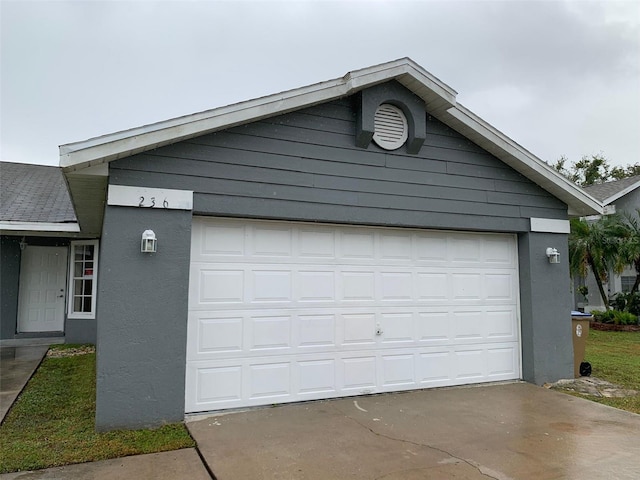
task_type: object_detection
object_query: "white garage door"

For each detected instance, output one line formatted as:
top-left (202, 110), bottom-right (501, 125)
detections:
top-left (186, 217), bottom-right (520, 413)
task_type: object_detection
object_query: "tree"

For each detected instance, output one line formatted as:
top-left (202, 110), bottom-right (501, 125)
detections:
top-left (569, 216), bottom-right (624, 310)
top-left (550, 154), bottom-right (640, 186)
top-left (616, 210), bottom-right (640, 294)
top-left (611, 164), bottom-right (640, 181)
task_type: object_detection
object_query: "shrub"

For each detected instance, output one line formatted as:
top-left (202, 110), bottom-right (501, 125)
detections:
top-left (609, 292), bottom-right (640, 316)
top-left (590, 309), bottom-right (638, 325)
top-left (613, 311), bottom-right (638, 325)
top-left (591, 309), bottom-right (614, 324)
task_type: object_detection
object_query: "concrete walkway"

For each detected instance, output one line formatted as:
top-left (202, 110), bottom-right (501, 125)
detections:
top-left (188, 382), bottom-right (640, 480)
top-left (0, 344), bottom-right (49, 424)
top-left (0, 449), bottom-right (210, 480)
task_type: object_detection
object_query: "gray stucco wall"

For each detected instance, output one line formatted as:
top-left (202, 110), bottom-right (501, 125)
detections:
top-left (1, 236), bottom-right (21, 339)
top-left (66, 318), bottom-right (97, 344)
top-left (95, 81), bottom-right (574, 429)
top-left (95, 205), bottom-right (191, 431)
top-left (519, 232), bottom-right (574, 384)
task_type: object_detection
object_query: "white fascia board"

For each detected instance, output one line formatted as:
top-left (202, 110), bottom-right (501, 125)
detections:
top-left (530, 218), bottom-right (570, 234)
top-left (60, 58), bottom-right (458, 172)
top-left (601, 179), bottom-right (640, 205)
top-left (60, 79), bottom-right (349, 170)
top-left (0, 221), bottom-right (81, 232)
top-left (444, 104), bottom-right (603, 216)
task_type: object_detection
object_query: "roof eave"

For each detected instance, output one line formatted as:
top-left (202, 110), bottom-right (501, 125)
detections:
top-left (0, 221), bottom-right (81, 233)
top-left (59, 58), bottom-right (457, 172)
top-left (441, 105), bottom-right (603, 217)
top-left (601, 179), bottom-right (640, 206)
top-left (58, 57), bottom-right (601, 218)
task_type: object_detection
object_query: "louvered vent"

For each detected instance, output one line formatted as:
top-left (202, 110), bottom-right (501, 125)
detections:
top-left (372, 104), bottom-right (408, 150)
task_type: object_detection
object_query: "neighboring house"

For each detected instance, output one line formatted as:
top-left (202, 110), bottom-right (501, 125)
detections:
top-left (15, 58), bottom-right (605, 431)
top-left (0, 162), bottom-right (98, 344)
top-left (575, 175), bottom-right (640, 311)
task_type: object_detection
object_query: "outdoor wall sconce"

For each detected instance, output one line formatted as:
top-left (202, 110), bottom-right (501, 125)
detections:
top-left (546, 247), bottom-right (560, 264)
top-left (19, 236), bottom-right (27, 251)
top-left (141, 230), bottom-right (157, 253)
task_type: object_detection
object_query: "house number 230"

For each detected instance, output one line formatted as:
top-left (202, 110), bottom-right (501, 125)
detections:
top-left (138, 196), bottom-right (169, 208)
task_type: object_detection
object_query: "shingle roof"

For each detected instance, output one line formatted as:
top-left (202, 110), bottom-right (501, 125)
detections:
top-left (0, 162), bottom-right (77, 223)
top-left (582, 175), bottom-right (640, 203)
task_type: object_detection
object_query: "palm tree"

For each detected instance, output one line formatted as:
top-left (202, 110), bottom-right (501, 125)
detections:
top-left (569, 216), bottom-right (624, 310)
top-left (616, 210), bottom-right (640, 294)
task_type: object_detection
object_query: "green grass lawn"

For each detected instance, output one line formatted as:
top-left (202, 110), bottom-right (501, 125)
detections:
top-left (584, 329), bottom-right (640, 414)
top-left (0, 345), bottom-right (195, 474)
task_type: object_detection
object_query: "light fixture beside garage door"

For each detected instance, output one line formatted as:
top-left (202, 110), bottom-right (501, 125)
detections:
top-left (141, 230), bottom-right (157, 253)
top-left (546, 247), bottom-right (560, 264)
top-left (372, 104), bottom-right (408, 150)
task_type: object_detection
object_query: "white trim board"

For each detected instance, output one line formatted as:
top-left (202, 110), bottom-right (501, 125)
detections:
top-left (530, 218), bottom-right (570, 234)
top-left (0, 221), bottom-right (81, 232)
top-left (107, 185), bottom-right (193, 211)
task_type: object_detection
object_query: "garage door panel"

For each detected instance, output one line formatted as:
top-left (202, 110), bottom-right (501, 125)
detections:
top-left (186, 218), bottom-right (521, 414)
top-left (298, 359), bottom-right (336, 395)
top-left (339, 231), bottom-right (375, 259)
top-left (449, 236), bottom-right (482, 263)
top-left (340, 271), bottom-right (376, 301)
top-left (298, 271), bottom-right (335, 301)
top-left (196, 315), bottom-right (244, 354)
top-left (416, 273), bottom-right (448, 300)
top-left (417, 311), bottom-right (450, 343)
top-left (188, 306), bottom-right (519, 362)
top-left (379, 312), bottom-right (414, 343)
top-left (486, 309), bottom-right (518, 340)
top-left (197, 269), bottom-right (245, 304)
top-left (250, 315), bottom-right (292, 350)
top-left (452, 310), bottom-right (484, 340)
top-left (201, 223), bottom-right (246, 256)
top-left (380, 272), bottom-right (413, 300)
top-left (487, 346), bottom-right (520, 378)
top-left (186, 344), bottom-right (519, 412)
top-left (188, 364), bottom-right (243, 408)
top-left (299, 229), bottom-right (336, 258)
top-left (381, 353), bottom-right (415, 387)
top-left (341, 313), bottom-right (377, 345)
top-left (418, 350), bottom-right (452, 386)
top-left (298, 314), bottom-right (336, 347)
top-left (248, 362), bottom-right (291, 400)
top-left (251, 270), bottom-right (292, 302)
top-left (341, 355), bottom-right (377, 391)
top-left (250, 226), bottom-right (292, 256)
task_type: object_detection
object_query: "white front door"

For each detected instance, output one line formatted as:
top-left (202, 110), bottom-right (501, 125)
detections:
top-left (18, 246), bottom-right (68, 333)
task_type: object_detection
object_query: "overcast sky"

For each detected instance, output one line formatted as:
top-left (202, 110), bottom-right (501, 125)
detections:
top-left (1, 0), bottom-right (639, 169)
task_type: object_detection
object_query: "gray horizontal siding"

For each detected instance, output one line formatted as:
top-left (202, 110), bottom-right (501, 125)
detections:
top-left (111, 91), bottom-right (567, 231)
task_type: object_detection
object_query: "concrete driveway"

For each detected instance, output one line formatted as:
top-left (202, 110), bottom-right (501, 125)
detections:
top-left (187, 382), bottom-right (640, 480)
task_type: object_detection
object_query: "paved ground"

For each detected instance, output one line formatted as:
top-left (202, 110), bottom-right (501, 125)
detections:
top-left (0, 345), bottom-right (48, 424)
top-left (187, 382), bottom-right (640, 480)
top-left (4, 345), bottom-right (640, 479)
top-left (0, 449), bottom-right (211, 480)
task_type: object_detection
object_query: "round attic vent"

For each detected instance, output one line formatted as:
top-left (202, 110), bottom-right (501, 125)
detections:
top-left (372, 104), bottom-right (408, 150)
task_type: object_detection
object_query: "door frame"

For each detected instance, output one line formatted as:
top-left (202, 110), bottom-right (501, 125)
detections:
top-left (17, 245), bottom-right (69, 333)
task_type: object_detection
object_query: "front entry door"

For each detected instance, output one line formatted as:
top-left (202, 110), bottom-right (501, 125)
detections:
top-left (18, 246), bottom-right (68, 333)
